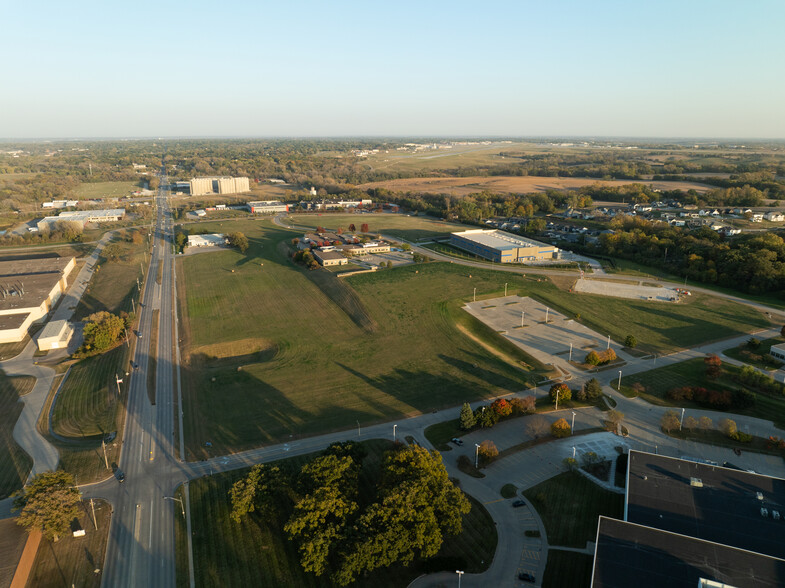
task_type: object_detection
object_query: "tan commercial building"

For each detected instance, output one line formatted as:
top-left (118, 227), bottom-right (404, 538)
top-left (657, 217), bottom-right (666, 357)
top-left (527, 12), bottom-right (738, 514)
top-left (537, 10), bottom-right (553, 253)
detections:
top-left (189, 177), bottom-right (250, 196)
top-left (313, 249), bottom-right (348, 267)
top-left (342, 242), bottom-right (391, 256)
top-left (450, 229), bottom-right (559, 263)
top-left (36, 320), bottom-right (74, 351)
top-left (37, 208), bottom-right (125, 232)
top-left (0, 257), bottom-right (75, 343)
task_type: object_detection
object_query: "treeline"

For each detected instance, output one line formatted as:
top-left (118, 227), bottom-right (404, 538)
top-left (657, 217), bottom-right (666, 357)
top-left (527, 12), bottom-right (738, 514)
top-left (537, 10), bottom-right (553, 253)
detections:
top-left (584, 216), bottom-right (785, 294)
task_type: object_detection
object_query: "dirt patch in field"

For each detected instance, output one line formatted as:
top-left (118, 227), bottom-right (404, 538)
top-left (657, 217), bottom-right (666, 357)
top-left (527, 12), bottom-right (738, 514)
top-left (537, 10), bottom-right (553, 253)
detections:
top-left (358, 175), bottom-right (713, 195)
top-left (190, 338), bottom-right (277, 365)
top-left (548, 275), bottom-right (578, 292)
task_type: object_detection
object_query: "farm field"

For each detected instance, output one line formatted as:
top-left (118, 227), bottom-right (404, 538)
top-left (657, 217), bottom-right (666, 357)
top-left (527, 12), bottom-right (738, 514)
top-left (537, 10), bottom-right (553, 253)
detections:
top-left (0, 518), bottom-right (27, 587)
top-left (618, 358), bottom-right (785, 427)
top-left (52, 346), bottom-right (128, 439)
top-left (287, 212), bottom-right (466, 242)
top-left (26, 499), bottom-right (112, 588)
top-left (357, 175), bottom-right (714, 196)
top-left (175, 439), bottom-right (496, 588)
top-left (74, 180), bottom-right (144, 199)
top-left (177, 219), bottom-right (768, 456)
top-left (177, 220), bottom-right (542, 457)
top-left (74, 231), bottom-right (146, 319)
top-left (0, 373), bottom-right (35, 499)
top-left (523, 471), bottom-right (624, 548)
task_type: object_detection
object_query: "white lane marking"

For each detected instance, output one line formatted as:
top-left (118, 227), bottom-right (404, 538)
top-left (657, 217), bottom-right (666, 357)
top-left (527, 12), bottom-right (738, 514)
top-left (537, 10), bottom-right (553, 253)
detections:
top-left (149, 500), bottom-right (153, 547)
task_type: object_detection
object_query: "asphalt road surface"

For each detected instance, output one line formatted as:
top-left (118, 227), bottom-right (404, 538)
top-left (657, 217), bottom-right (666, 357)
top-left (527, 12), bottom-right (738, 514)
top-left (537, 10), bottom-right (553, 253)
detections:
top-left (89, 166), bottom-right (187, 588)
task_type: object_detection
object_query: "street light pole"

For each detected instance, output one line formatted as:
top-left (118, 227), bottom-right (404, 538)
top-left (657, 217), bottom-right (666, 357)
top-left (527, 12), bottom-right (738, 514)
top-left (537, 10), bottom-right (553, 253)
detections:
top-left (475, 444), bottom-right (480, 469)
top-left (571, 411), bottom-right (576, 434)
top-left (473, 287), bottom-right (476, 302)
top-left (569, 342), bottom-right (573, 362)
top-left (618, 370), bottom-right (622, 391)
top-left (504, 282), bottom-right (507, 297)
top-left (680, 408), bottom-right (685, 431)
top-left (456, 570), bottom-right (464, 588)
top-left (607, 334), bottom-right (611, 350)
top-left (357, 420), bottom-right (361, 438)
top-left (572, 446), bottom-right (576, 459)
top-left (393, 424), bottom-right (397, 442)
top-left (164, 496), bottom-right (185, 518)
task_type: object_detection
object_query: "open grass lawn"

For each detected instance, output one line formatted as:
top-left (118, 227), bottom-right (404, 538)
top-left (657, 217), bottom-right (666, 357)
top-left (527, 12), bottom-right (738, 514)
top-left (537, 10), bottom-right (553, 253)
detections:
top-left (74, 233), bottom-right (146, 320)
top-left (0, 373), bottom-right (35, 499)
top-left (619, 358), bottom-right (785, 427)
top-left (542, 550), bottom-right (594, 588)
top-left (176, 439), bottom-right (496, 588)
top-left (74, 180), bottom-right (144, 199)
top-left (52, 346), bottom-right (128, 439)
top-left (178, 220), bottom-right (542, 457)
top-left (723, 337), bottom-right (784, 370)
top-left (27, 499), bottom-right (111, 588)
top-left (288, 212), bottom-right (467, 242)
top-left (177, 219), bottom-right (767, 457)
top-left (524, 471), bottom-right (624, 548)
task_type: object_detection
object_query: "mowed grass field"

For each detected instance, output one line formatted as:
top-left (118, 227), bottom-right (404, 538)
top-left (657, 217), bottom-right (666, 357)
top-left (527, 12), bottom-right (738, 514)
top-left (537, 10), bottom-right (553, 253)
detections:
top-left (27, 499), bottom-right (112, 588)
top-left (178, 220), bottom-right (538, 457)
top-left (619, 358), bottom-right (785, 427)
top-left (178, 219), bottom-right (768, 456)
top-left (524, 471), bottom-right (624, 548)
top-left (74, 232), bottom-right (146, 320)
top-left (542, 550), bottom-right (594, 588)
top-left (175, 440), bottom-right (496, 588)
top-left (74, 180), bottom-right (144, 198)
top-left (0, 373), bottom-right (35, 499)
top-left (287, 212), bottom-right (466, 242)
top-left (52, 346), bottom-right (128, 438)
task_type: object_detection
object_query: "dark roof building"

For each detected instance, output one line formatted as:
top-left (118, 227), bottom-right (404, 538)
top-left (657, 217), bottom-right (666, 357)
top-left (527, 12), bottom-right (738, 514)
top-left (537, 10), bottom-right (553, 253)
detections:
top-left (591, 451), bottom-right (785, 588)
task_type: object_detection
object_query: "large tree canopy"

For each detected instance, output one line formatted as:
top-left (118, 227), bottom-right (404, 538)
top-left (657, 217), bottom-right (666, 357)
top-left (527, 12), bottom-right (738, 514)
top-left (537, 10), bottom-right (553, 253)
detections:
top-left (14, 470), bottom-right (82, 541)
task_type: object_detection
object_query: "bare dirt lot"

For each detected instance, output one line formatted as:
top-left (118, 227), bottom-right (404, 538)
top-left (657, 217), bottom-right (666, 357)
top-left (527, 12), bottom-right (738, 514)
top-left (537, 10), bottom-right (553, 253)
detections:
top-left (574, 278), bottom-right (680, 302)
top-left (358, 175), bottom-right (713, 195)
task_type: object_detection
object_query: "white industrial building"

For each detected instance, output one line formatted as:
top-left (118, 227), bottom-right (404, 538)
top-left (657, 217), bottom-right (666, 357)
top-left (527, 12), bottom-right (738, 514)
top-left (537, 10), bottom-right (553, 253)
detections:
top-left (187, 234), bottom-right (228, 248)
top-left (188, 177), bottom-right (250, 196)
top-left (0, 257), bottom-right (75, 344)
top-left (300, 199), bottom-right (372, 210)
top-left (42, 200), bottom-right (79, 209)
top-left (37, 209), bottom-right (125, 231)
top-left (36, 320), bottom-right (74, 351)
top-left (247, 201), bottom-right (289, 214)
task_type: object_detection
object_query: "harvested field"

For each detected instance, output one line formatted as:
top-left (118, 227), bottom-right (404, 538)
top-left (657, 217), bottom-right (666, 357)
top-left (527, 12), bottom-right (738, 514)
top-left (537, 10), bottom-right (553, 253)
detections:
top-left (358, 175), bottom-right (713, 195)
top-left (74, 180), bottom-right (143, 198)
top-left (0, 518), bottom-right (27, 588)
top-left (288, 213), bottom-right (466, 242)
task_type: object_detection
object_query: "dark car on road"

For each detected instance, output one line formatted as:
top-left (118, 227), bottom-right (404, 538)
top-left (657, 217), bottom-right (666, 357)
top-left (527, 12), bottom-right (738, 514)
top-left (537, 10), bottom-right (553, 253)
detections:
top-left (451, 437), bottom-right (464, 446)
top-left (116, 469), bottom-right (125, 483)
top-left (512, 499), bottom-right (526, 507)
top-left (518, 571), bottom-right (535, 582)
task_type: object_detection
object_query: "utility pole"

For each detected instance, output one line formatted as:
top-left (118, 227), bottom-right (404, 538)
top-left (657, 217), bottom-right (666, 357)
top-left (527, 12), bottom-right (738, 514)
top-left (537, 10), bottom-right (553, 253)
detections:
top-left (101, 438), bottom-right (109, 470)
top-left (115, 374), bottom-right (123, 396)
top-left (90, 499), bottom-right (98, 530)
top-left (131, 298), bottom-right (135, 315)
top-left (124, 328), bottom-right (130, 347)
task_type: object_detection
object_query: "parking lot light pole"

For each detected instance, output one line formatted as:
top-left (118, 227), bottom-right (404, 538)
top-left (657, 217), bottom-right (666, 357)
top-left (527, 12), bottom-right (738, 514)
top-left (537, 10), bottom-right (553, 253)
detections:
top-left (618, 370), bottom-right (622, 391)
top-left (164, 496), bottom-right (185, 518)
top-left (572, 446), bottom-right (576, 459)
top-left (475, 444), bottom-right (480, 469)
top-left (571, 411), bottom-right (576, 434)
top-left (456, 570), bottom-right (464, 588)
top-left (569, 342), bottom-right (573, 362)
top-left (393, 424), bottom-right (397, 442)
top-left (473, 287), bottom-right (476, 302)
top-left (504, 282), bottom-right (507, 297)
top-left (680, 408), bottom-right (685, 431)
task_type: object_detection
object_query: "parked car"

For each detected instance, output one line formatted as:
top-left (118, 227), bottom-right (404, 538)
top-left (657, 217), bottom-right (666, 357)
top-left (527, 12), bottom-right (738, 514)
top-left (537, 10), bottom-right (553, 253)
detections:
top-left (512, 499), bottom-right (526, 508)
top-left (518, 572), bottom-right (535, 583)
top-left (451, 437), bottom-right (464, 446)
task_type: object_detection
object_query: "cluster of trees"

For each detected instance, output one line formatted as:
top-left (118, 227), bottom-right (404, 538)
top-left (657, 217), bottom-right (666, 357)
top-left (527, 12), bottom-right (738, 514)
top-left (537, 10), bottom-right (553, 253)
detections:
top-left (661, 412), bottom-right (753, 443)
top-left (549, 379), bottom-right (603, 404)
top-left (666, 386), bottom-right (754, 410)
top-left (80, 311), bottom-right (130, 355)
top-left (228, 232), bottom-right (249, 253)
top-left (458, 396), bottom-right (536, 431)
top-left (293, 249), bottom-right (320, 270)
top-left (13, 471), bottom-right (82, 541)
top-left (731, 365), bottom-right (785, 397)
top-left (583, 218), bottom-right (785, 294)
top-left (229, 442), bottom-right (470, 585)
top-left (585, 349), bottom-right (617, 366)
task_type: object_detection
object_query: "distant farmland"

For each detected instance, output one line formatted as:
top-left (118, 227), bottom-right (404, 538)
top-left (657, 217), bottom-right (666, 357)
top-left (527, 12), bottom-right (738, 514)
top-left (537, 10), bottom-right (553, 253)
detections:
top-left (358, 175), bottom-right (713, 196)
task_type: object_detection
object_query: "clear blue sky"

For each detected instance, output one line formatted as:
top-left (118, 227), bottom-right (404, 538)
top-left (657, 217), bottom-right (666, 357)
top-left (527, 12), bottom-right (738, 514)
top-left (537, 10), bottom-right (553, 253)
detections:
top-left (3, 0), bottom-right (784, 138)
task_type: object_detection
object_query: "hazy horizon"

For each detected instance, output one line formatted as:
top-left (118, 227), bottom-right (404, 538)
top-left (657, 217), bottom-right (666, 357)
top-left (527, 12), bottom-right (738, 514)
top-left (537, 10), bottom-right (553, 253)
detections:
top-left (4, 0), bottom-right (784, 139)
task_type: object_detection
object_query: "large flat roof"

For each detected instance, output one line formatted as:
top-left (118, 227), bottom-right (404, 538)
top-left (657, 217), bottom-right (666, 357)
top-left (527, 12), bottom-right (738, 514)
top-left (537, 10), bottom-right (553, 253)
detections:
top-left (0, 257), bottom-right (73, 314)
top-left (451, 229), bottom-right (551, 251)
top-left (626, 451), bottom-right (785, 559)
top-left (592, 517), bottom-right (785, 588)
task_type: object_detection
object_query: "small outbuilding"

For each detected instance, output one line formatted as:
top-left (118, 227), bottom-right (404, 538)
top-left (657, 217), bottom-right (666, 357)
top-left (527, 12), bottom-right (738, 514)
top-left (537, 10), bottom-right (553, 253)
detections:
top-left (36, 320), bottom-right (74, 351)
top-left (770, 343), bottom-right (785, 361)
top-left (313, 249), bottom-right (348, 267)
top-left (187, 234), bottom-right (228, 248)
